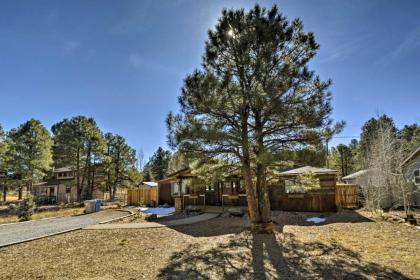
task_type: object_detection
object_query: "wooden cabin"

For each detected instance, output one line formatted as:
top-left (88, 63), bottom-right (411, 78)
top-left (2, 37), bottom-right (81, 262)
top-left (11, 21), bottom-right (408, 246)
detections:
top-left (157, 166), bottom-right (339, 212)
top-left (157, 168), bottom-right (247, 207)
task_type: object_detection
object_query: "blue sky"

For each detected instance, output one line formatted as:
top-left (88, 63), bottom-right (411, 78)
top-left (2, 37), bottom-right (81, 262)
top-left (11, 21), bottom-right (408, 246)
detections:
top-left (0, 0), bottom-right (419, 159)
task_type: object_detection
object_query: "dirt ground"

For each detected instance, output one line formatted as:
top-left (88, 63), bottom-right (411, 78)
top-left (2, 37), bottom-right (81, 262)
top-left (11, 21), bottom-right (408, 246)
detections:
top-left (0, 210), bottom-right (418, 280)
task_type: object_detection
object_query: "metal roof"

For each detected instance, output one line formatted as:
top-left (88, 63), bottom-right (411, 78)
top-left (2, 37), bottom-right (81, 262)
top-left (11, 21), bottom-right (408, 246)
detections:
top-left (141, 181), bottom-right (158, 187)
top-left (53, 167), bottom-right (73, 173)
top-left (278, 166), bottom-right (337, 176)
top-left (342, 169), bottom-right (371, 180)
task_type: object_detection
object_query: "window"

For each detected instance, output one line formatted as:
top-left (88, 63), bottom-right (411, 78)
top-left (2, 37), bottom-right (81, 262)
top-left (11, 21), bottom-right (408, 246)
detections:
top-left (238, 180), bottom-right (244, 192)
top-left (66, 186), bottom-right (71, 194)
top-left (414, 169), bottom-right (420, 185)
top-left (171, 182), bottom-right (186, 196)
top-left (171, 183), bottom-right (179, 196)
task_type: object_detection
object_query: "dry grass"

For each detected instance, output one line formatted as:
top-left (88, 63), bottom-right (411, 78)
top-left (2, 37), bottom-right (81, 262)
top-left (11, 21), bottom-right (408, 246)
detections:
top-left (4, 194), bottom-right (19, 201)
top-left (0, 207), bottom-right (85, 224)
top-left (0, 194), bottom-right (20, 205)
top-left (0, 210), bottom-right (418, 280)
top-left (0, 203), bottom-right (122, 225)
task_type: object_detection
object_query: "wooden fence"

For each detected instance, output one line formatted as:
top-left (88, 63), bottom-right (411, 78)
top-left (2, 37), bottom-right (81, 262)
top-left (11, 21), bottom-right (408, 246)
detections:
top-left (127, 188), bottom-right (158, 206)
top-left (335, 183), bottom-right (359, 208)
top-left (269, 184), bottom-right (360, 212)
top-left (274, 190), bottom-right (336, 212)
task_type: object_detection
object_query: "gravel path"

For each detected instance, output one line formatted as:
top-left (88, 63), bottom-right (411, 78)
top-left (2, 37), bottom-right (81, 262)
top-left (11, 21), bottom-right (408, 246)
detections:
top-left (0, 210), bottom-right (129, 247)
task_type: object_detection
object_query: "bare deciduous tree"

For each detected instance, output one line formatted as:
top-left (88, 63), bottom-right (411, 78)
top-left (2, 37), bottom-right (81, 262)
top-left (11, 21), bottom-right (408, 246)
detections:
top-left (363, 121), bottom-right (415, 217)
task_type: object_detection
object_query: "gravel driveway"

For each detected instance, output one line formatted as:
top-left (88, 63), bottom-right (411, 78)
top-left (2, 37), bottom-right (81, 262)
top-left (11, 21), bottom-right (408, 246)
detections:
top-left (0, 210), bottom-right (129, 247)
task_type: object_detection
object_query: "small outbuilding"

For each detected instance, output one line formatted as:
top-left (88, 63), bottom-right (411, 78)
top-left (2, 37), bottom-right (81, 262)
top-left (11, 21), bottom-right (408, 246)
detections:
top-left (342, 169), bottom-right (372, 185)
top-left (402, 147), bottom-right (420, 206)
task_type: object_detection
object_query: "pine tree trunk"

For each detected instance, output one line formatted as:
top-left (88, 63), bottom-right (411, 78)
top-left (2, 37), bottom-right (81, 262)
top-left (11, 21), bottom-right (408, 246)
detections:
top-left (80, 145), bottom-right (91, 200)
top-left (2, 184), bottom-right (7, 202)
top-left (18, 186), bottom-right (23, 200)
top-left (255, 163), bottom-right (272, 232)
top-left (239, 109), bottom-right (273, 233)
top-left (241, 159), bottom-right (273, 234)
top-left (76, 145), bottom-right (81, 202)
top-left (90, 163), bottom-right (96, 198)
top-left (326, 140), bottom-right (329, 168)
top-left (107, 172), bottom-right (113, 200)
top-left (112, 186), bottom-right (117, 201)
top-left (250, 112), bottom-right (273, 233)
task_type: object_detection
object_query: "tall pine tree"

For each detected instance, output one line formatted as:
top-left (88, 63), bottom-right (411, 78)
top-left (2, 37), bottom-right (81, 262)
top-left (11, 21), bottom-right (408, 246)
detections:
top-left (104, 133), bottom-right (136, 200)
top-left (0, 124), bottom-right (9, 201)
top-left (7, 119), bottom-right (53, 193)
top-left (167, 5), bottom-right (334, 233)
top-left (144, 147), bottom-right (171, 181)
top-left (52, 116), bottom-right (105, 201)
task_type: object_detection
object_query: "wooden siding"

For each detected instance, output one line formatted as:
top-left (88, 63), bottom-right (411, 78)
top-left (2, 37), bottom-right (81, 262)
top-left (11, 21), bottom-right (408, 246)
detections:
top-left (158, 183), bottom-right (173, 205)
top-left (127, 188), bottom-right (158, 206)
top-left (403, 154), bottom-right (420, 206)
top-left (335, 183), bottom-right (359, 208)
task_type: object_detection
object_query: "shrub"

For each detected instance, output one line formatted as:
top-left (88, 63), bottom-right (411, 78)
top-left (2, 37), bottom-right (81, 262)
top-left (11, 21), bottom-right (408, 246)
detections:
top-left (7, 203), bottom-right (18, 214)
top-left (286, 172), bottom-right (321, 193)
top-left (297, 171), bottom-right (321, 190)
top-left (17, 194), bottom-right (36, 221)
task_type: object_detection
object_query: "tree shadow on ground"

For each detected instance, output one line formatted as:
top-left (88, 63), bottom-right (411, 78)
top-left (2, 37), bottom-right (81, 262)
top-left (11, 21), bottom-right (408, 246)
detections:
top-left (157, 230), bottom-right (409, 280)
top-left (272, 209), bottom-right (373, 228)
top-left (170, 210), bottom-right (373, 237)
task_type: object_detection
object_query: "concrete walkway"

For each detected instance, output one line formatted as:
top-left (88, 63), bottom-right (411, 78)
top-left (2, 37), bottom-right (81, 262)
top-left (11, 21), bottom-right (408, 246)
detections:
top-left (84, 213), bottom-right (219, 230)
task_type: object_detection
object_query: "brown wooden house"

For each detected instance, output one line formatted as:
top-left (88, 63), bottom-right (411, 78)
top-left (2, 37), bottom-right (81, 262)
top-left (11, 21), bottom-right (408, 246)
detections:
top-left (157, 168), bottom-right (247, 207)
top-left (157, 166), bottom-right (339, 212)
